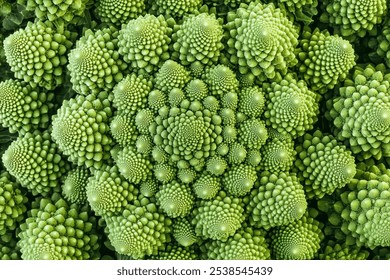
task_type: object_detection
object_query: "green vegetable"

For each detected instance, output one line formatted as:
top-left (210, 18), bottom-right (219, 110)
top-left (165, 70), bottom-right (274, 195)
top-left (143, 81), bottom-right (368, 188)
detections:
top-left (224, 1), bottom-right (298, 82)
top-left (18, 193), bottom-right (100, 260)
top-left (247, 171), bottom-right (307, 229)
top-left (2, 0), bottom-right (390, 261)
top-left (4, 20), bottom-right (74, 90)
top-left (269, 211), bottom-right (324, 260)
top-left (294, 130), bottom-right (356, 199)
top-left (104, 198), bottom-right (171, 259)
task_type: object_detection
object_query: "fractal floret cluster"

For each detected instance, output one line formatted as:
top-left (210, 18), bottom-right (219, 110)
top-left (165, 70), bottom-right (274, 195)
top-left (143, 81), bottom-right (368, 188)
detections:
top-left (1, 0), bottom-right (390, 260)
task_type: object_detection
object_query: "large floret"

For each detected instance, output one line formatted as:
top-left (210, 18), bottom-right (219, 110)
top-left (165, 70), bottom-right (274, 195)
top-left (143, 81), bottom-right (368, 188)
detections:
top-left (18, 194), bottom-right (100, 260)
top-left (96, 0), bottom-right (145, 25)
top-left (263, 74), bottom-right (319, 139)
top-left (51, 92), bottom-right (114, 169)
top-left (327, 64), bottom-right (390, 160)
top-left (320, 163), bottom-right (390, 248)
top-left (172, 13), bottom-right (224, 67)
top-left (269, 211), bottom-right (324, 259)
top-left (0, 172), bottom-right (28, 235)
top-left (224, 2), bottom-right (298, 82)
top-left (68, 26), bottom-right (127, 95)
top-left (2, 131), bottom-right (69, 196)
top-left (118, 14), bottom-right (172, 75)
top-left (4, 20), bottom-right (75, 90)
top-left (86, 165), bottom-right (138, 216)
top-left (247, 171), bottom-right (307, 229)
top-left (191, 191), bottom-right (245, 241)
top-left (294, 130), bottom-right (356, 199)
top-left (320, 0), bottom-right (386, 40)
top-left (297, 27), bottom-right (356, 93)
top-left (104, 198), bottom-right (172, 259)
top-left (0, 79), bottom-right (55, 135)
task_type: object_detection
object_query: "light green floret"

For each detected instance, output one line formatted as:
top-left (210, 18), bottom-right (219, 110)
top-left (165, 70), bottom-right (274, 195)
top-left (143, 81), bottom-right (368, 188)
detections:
top-left (263, 74), bottom-right (319, 139)
top-left (154, 163), bottom-right (176, 183)
top-left (224, 2), bottom-right (298, 81)
top-left (327, 64), bottom-right (390, 160)
top-left (156, 180), bottom-right (194, 218)
top-left (191, 191), bottom-right (245, 241)
top-left (222, 125), bottom-right (237, 144)
top-left (177, 168), bottom-right (197, 184)
top-left (203, 65), bottom-right (239, 96)
top-left (168, 88), bottom-right (185, 107)
top-left (172, 217), bottom-right (197, 247)
top-left (86, 165), bottom-right (138, 216)
top-left (68, 26), bottom-right (127, 95)
top-left (0, 79), bottom-right (54, 135)
top-left (203, 226), bottom-right (270, 260)
top-left (155, 60), bottom-right (190, 93)
top-left (259, 137), bottom-right (296, 173)
top-left (189, 61), bottom-right (205, 77)
top-left (135, 109), bottom-right (155, 135)
top-left (193, 173), bottom-right (221, 199)
top-left (203, 96), bottom-right (219, 113)
top-left (227, 142), bottom-right (247, 165)
top-left (25, 0), bottom-right (91, 22)
top-left (140, 179), bottom-right (158, 198)
top-left (172, 13), bottom-right (223, 67)
top-left (151, 146), bottom-right (169, 163)
top-left (110, 114), bottom-right (138, 147)
top-left (62, 166), bottom-right (90, 205)
top-left (317, 240), bottom-right (369, 260)
top-left (116, 147), bottom-right (152, 184)
top-left (4, 20), bottom-right (74, 90)
top-left (247, 171), bottom-right (307, 229)
top-left (51, 92), bottom-right (113, 169)
top-left (294, 130), bottom-right (356, 199)
top-left (105, 199), bottom-right (171, 259)
top-left (297, 27), bottom-right (356, 93)
top-left (246, 150), bottom-right (262, 167)
top-left (2, 131), bottom-right (69, 196)
top-left (270, 211), bottom-right (324, 260)
top-left (223, 164), bottom-right (257, 197)
top-left (150, 100), bottom-right (223, 170)
top-left (118, 14), bottom-right (172, 75)
top-left (217, 143), bottom-right (229, 157)
top-left (185, 79), bottom-right (208, 101)
top-left (18, 194), bottom-right (100, 260)
top-left (135, 135), bottom-right (153, 155)
top-left (151, 244), bottom-right (198, 260)
top-left (329, 163), bottom-right (390, 248)
top-left (237, 86), bottom-right (265, 118)
top-left (113, 74), bottom-right (153, 116)
top-left (0, 172), bottom-right (28, 235)
top-left (221, 91), bottom-right (238, 110)
top-left (96, 0), bottom-right (145, 25)
top-left (148, 90), bottom-right (167, 112)
top-left (206, 156), bottom-right (227, 176)
top-left (149, 0), bottom-right (203, 19)
top-left (220, 108), bottom-right (236, 126)
top-left (238, 119), bottom-right (268, 150)
top-left (320, 0), bottom-right (386, 40)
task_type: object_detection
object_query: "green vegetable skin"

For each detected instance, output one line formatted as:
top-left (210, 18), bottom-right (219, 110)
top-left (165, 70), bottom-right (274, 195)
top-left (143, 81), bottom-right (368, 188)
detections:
top-left (1, 0), bottom-right (390, 260)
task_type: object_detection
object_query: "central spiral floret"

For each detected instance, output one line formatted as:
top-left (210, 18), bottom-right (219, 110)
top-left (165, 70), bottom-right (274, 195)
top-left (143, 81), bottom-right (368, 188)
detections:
top-left (151, 102), bottom-right (223, 169)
